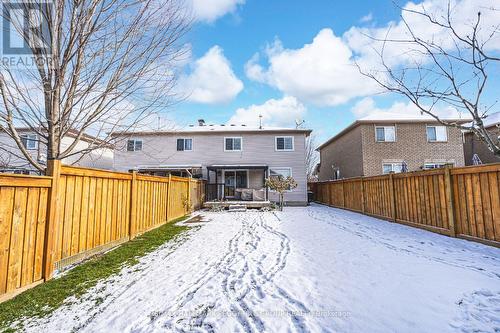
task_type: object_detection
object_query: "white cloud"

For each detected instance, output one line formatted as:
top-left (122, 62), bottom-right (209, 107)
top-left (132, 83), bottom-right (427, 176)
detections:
top-left (245, 29), bottom-right (380, 107)
top-left (245, 0), bottom-right (499, 108)
top-left (178, 46), bottom-right (243, 105)
top-left (359, 13), bottom-right (373, 23)
top-left (189, 0), bottom-right (245, 23)
top-left (345, 0), bottom-right (500, 69)
top-left (228, 96), bottom-right (307, 128)
top-left (351, 97), bottom-right (467, 120)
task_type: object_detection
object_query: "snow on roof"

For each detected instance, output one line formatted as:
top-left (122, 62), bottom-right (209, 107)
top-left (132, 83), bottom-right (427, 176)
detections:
top-left (111, 124), bottom-right (311, 136)
top-left (459, 112), bottom-right (499, 130)
top-left (482, 112), bottom-right (500, 128)
top-left (179, 124), bottom-right (305, 132)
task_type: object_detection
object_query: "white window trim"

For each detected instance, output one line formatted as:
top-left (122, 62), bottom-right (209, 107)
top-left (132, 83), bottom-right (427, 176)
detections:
top-left (423, 162), bottom-right (451, 170)
top-left (22, 134), bottom-right (38, 150)
top-left (374, 125), bottom-right (397, 142)
top-left (382, 162), bottom-right (403, 174)
top-left (275, 136), bottom-right (295, 151)
top-left (224, 137), bottom-right (243, 152)
top-left (127, 139), bottom-right (143, 152)
top-left (268, 167), bottom-right (293, 192)
top-left (426, 125), bottom-right (448, 142)
top-left (176, 137), bottom-right (193, 151)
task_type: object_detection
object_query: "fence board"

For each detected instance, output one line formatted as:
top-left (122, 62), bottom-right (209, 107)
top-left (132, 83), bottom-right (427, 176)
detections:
top-left (0, 187), bottom-right (15, 294)
top-left (311, 163), bottom-right (500, 247)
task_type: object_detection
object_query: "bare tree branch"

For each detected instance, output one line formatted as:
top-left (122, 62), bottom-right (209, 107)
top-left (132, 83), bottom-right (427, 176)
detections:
top-left (0, 0), bottom-right (191, 171)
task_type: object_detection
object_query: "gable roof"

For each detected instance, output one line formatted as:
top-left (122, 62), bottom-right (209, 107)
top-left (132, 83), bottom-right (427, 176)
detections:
top-left (316, 113), bottom-right (470, 151)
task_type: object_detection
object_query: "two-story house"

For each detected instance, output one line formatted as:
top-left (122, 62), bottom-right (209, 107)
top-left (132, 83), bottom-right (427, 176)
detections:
top-left (463, 112), bottom-right (500, 165)
top-left (0, 128), bottom-right (114, 174)
top-left (317, 114), bottom-right (468, 180)
top-left (111, 121), bottom-right (312, 205)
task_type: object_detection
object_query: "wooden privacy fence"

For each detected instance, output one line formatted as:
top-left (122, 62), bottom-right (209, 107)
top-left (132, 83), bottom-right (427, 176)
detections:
top-left (309, 163), bottom-right (500, 248)
top-left (0, 161), bottom-right (205, 301)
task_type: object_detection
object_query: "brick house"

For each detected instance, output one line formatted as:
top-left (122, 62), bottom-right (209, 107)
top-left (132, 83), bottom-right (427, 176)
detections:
top-left (316, 114), bottom-right (469, 180)
top-left (463, 112), bottom-right (500, 165)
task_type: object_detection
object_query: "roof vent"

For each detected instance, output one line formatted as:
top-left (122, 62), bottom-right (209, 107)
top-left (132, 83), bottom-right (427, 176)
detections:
top-left (241, 124), bottom-right (246, 127)
top-left (209, 124), bottom-right (214, 126)
top-left (220, 124), bottom-right (225, 126)
top-left (189, 124), bottom-right (194, 127)
top-left (230, 124), bottom-right (236, 126)
top-left (198, 119), bottom-right (205, 126)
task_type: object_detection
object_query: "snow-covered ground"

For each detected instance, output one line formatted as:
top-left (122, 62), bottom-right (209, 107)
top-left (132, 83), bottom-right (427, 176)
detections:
top-left (22, 204), bottom-right (499, 332)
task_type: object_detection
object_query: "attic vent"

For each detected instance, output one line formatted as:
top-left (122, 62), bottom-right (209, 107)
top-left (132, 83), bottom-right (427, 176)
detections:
top-left (189, 125), bottom-right (194, 127)
top-left (241, 124), bottom-right (246, 127)
top-left (220, 124), bottom-right (225, 126)
top-left (209, 124), bottom-right (214, 126)
top-left (230, 124), bottom-right (236, 126)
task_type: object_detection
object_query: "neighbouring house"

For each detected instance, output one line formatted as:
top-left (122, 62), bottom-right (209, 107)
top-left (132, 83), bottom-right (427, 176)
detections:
top-left (316, 114), bottom-right (469, 180)
top-left (463, 112), bottom-right (500, 165)
top-left (111, 120), bottom-right (312, 205)
top-left (0, 128), bottom-right (114, 174)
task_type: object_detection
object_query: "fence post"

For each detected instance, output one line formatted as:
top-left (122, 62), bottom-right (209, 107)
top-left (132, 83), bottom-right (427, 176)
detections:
top-left (360, 178), bottom-right (365, 213)
top-left (326, 182), bottom-right (331, 206)
top-left (444, 166), bottom-right (457, 237)
top-left (389, 173), bottom-right (397, 222)
top-left (166, 174), bottom-right (172, 221)
top-left (129, 171), bottom-right (137, 239)
top-left (187, 177), bottom-right (192, 214)
top-left (341, 181), bottom-right (345, 208)
top-left (43, 159), bottom-right (61, 280)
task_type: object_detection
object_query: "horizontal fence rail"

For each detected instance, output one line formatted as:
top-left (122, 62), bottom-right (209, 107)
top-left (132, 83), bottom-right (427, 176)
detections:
top-left (0, 162), bottom-right (205, 301)
top-left (309, 163), bottom-right (500, 248)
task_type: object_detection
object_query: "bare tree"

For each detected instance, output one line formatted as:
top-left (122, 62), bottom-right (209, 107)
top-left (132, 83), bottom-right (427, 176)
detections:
top-left (305, 135), bottom-right (319, 180)
top-left (0, 0), bottom-right (191, 172)
top-left (358, 1), bottom-right (500, 156)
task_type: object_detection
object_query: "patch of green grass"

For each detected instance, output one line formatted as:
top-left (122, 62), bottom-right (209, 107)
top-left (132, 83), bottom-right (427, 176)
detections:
top-left (0, 216), bottom-right (190, 331)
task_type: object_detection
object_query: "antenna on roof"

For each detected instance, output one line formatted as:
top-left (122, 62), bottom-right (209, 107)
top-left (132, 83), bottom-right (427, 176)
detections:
top-left (295, 119), bottom-right (305, 129)
top-left (259, 114), bottom-right (263, 129)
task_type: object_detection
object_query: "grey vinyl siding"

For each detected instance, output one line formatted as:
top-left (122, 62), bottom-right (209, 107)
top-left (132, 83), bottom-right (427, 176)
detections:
top-left (113, 132), bottom-right (308, 203)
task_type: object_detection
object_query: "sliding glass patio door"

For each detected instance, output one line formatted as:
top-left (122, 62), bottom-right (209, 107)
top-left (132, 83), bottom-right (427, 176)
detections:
top-left (223, 170), bottom-right (248, 198)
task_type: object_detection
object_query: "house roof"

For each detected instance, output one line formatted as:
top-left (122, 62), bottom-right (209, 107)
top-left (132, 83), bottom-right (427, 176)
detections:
top-left (110, 124), bottom-right (312, 136)
top-left (316, 113), bottom-right (471, 151)
top-left (476, 111), bottom-right (500, 129)
top-left (135, 164), bottom-right (203, 170)
top-left (207, 164), bottom-right (268, 170)
top-left (1, 127), bottom-right (113, 148)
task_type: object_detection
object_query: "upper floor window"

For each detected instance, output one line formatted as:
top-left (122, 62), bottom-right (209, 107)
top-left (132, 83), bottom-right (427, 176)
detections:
top-left (225, 137), bottom-right (242, 151)
top-left (176, 138), bottom-right (193, 151)
top-left (21, 134), bottom-right (38, 150)
top-left (427, 126), bottom-right (447, 142)
top-left (275, 136), bottom-right (294, 151)
top-left (375, 126), bottom-right (396, 142)
top-left (127, 139), bottom-right (142, 151)
top-left (382, 162), bottom-right (403, 174)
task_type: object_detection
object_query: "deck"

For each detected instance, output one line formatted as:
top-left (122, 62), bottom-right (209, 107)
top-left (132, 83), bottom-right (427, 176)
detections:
top-left (203, 200), bottom-right (272, 209)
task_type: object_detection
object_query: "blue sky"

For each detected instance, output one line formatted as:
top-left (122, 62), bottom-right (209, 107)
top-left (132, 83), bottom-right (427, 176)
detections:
top-left (168, 0), bottom-right (499, 144)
